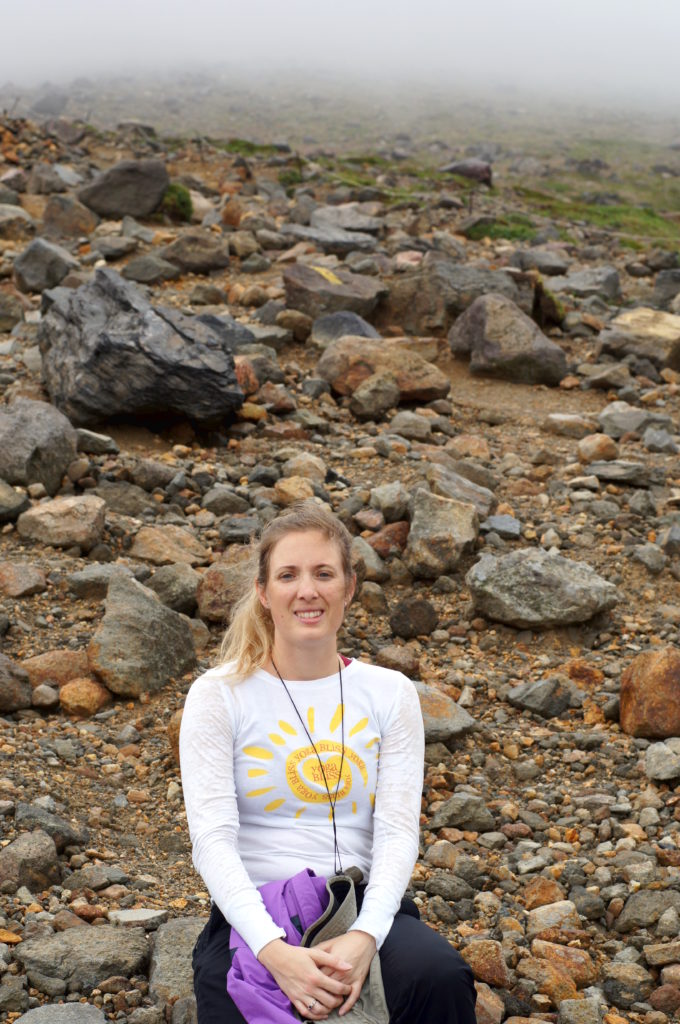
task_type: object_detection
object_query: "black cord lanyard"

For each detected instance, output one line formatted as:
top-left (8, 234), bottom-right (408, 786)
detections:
top-left (271, 657), bottom-right (345, 875)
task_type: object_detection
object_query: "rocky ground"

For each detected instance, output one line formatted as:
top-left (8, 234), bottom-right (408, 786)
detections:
top-left (0, 98), bottom-right (680, 1024)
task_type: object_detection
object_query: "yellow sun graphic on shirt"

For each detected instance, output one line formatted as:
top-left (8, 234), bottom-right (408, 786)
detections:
top-left (243, 703), bottom-right (378, 819)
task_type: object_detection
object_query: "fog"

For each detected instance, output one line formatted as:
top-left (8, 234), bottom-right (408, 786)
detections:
top-left (3, 0), bottom-right (680, 110)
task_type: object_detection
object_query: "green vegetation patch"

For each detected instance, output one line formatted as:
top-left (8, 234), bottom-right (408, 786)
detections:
top-left (161, 182), bottom-right (193, 222)
top-left (515, 185), bottom-right (680, 248)
top-left (211, 137), bottom-right (281, 157)
top-left (464, 212), bottom-right (537, 242)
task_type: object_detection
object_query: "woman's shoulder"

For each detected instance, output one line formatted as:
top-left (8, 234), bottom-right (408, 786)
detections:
top-left (185, 662), bottom-right (241, 706)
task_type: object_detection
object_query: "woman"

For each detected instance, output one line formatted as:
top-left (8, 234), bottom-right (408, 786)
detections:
top-left (180, 501), bottom-right (477, 1023)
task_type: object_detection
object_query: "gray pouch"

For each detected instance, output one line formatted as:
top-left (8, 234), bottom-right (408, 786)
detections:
top-left (299, 868), bottom-right (389, 1024)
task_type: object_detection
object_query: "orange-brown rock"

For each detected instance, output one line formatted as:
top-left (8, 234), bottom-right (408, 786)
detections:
top-left (0, 561), bottom-right (47, 597)
top-left (274, 476), bottom-right (315, 506)
top-left (129, 524), bottom-right (210, 566)
top-left (620, 646), bottom-right (680, 738)
top-left (650, 985), bottom-right (680, 1014)
top-left (366, 521), bottom-right (409, 558)
top-left (473, 982), bottom-right (505, 1024)
top-left (523, 876), bottom-right (566, 910)
top-left (168, 708), bottom-right (183, 765)
top-left (316, 336), bottom-right (451, 402)
top-left (22, 648), bottom-right (90, 689)
top-left (578, 433), bottom-right (619, 463)
top-left (531, 939), bottom-right (597, 987)
top-left (196, 546), bottom-right (252, 623)
top-left (564, 659), bottom-right (605, 688)
top-left (445, 435), bottom-right (491, 459)
top-left (221, 200), bottom-right (243, 228)
top-left (233, 355), bottom-right (260, 396)
top-left (70, 900), bottom-right (107, 922)
top-left (53, 909), bottom-right (88, 931)
top-left (461, 939), bottom-right (511, 988)
top-left (516, 956), bottom-right (579, 1005)
top-left (60, 677), bottom-right (111, 717)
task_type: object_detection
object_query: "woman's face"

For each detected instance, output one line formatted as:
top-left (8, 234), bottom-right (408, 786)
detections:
top-left (257, 530), bottom-right (354, 655)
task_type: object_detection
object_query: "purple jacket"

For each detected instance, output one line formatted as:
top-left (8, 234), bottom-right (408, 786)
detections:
top-left (227, 869), bottom-right (331, 1023)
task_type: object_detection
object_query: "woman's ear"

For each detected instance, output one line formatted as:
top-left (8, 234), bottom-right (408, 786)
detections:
top-left (255, 581), bottom-right (269, 610)
top-left (345, 573), bottom-right (357, 607)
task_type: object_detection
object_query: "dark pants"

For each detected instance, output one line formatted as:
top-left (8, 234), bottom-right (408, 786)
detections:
top-left (193, 895), bottom-right (477, 1024)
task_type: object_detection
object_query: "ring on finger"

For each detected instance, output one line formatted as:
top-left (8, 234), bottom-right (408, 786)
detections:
top-left (307, 998), bottom-right (318, 1011)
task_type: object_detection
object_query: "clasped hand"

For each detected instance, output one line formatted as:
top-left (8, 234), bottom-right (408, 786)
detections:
top-left (258, 930), bottom-right (377, 1020)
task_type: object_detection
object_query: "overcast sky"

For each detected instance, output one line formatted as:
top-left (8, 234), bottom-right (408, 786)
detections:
top-left (3, 0), bottom-right (679, 107)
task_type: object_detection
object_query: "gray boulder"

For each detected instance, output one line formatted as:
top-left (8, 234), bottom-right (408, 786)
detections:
top-left (279, 223), bottom-right (377, 255)
top-left (159, 230), bottom-right (230, 273)
top-left (0, 398), bottom-right (78, 496)
top-left (88, 575), bottom-right (196, 697)
top-left (79, 159), bottom-right (168, 218)
top-left (0, 480), bottom-right (30, 523)
top-left (310, 311), bottom-right (380, 348)
top-left (510, 248), bottom-right (570, 276)
top-left (0, 204), bottom-right (34, 241)
top-left (0, 830), bottom-right (60, 890)
top-left (404, 489), bottom-right (478, 579)
top-left (380, 255), bottom-right (523, 335)
top-left (645, 742), bottom-right (680, 781)
top-left (653, 269), bottom-right (680, 309)
top-left (601, 963), bottom-right (654, 1009)
top-left (413, 680), bottom-right (476, 743)
top-left (149, 918), bottom-right (205, 1005)
top-left (284, 264), bottom-right (387, 319)
top-left (67, 564), bottom-right (134, 600)
top-left (13, 238), bottom-right (79, 293)
top-left (588, 460), bottom-right (655, 488)
top-left (598, 400), bottom-right (673, 439)
top-left (0, 653), bottom-right (31, 713)
top-left (508, 675), bottom-right (584, 719)
top-left (448, 293), bottom-right (567, 385)
top-left (146, 563), bottom-right (201, 615)
top-left (616, 890), bottom-right (680, 932)
top-left (15, 802), bottom-right (87, 851)
top-left (351, 536), bottom-right (389, 584)
top-left (94, 479), bottom-right (156, 517)
top-left (38, 268), bottom-right (243, 425)
top-left (42, 193), bottom-right (99, 239)
top-left (122, 253), bottom-right (181, 284)
top-left (310, 203), bottom-right (383, 234)
top-left (426, 463), bottom-right (497, 518)
top-left (551, 266), bottom-right (621, 301)
top-left (14, 924), bottom-right (148, 990)
top-left (201, 485), bottom-right (251, 516)
top-left (466, 549), bottom-right (619, 628)
top-left (369, 481), bottom-right (410, 523)
top-left (0, 291), bottom-right (24, 332)
top-left (429, 792), bottom-right (495, 832)
top-left (349, 372), bottom-right (400, 420)
top-left (15, 1007), bottom-right (106, 1023)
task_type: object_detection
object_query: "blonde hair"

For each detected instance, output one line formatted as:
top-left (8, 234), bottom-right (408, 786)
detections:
top-left (218, 501), bottom-right (354, 682)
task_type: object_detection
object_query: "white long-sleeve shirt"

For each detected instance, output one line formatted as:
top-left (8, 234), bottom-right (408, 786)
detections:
top-left (179, 659), bottom-right (424, 956)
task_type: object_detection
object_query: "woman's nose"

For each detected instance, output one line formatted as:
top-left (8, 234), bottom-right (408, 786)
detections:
top-left (296, 573), bottom-right (319, 598)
